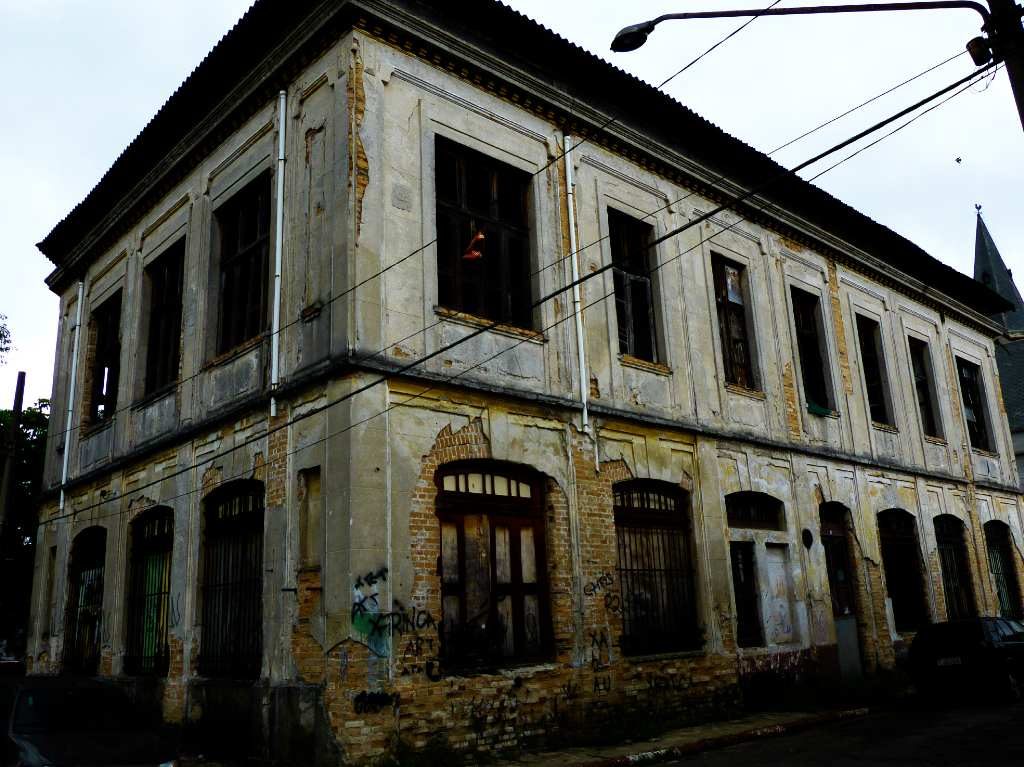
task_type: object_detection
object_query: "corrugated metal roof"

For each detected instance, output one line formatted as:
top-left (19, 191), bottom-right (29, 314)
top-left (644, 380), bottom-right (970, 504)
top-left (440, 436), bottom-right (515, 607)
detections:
top-left (37, 0), bottom-right (1012, 317)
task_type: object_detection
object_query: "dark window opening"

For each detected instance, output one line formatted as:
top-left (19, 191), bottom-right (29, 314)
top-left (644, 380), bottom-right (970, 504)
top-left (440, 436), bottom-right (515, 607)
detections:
top-left (730, 541), bottom-right (762, 648)
top-left (855, 314), bottom-right (892, 425)
top-left (435, 462), bottom-right (551, 669)
top-left (985, 521), bottom-right (1022, 620)
top-left (435, 136), bottom-right (532, 329)
top-left (125, 508), bottom-right (173, 676)
top-left (613, 480), bottom-right (701, 654)
top-left (790, 287), bottom-right (832, 413)
top-left (215, 173), bottom-right (271, 354)
top-left (609, 210), bottom-right (657, 362)
top-left (199, 481), bottom-right (264, 679)
top-left (820, 504), bottom-right (858, 617)
top-left (934, 514), bottom-right (977, 621)
top-left (956, 357), bottom-right (992, 452)
top-left (86, 291), bottom-right (122, 424)
top-left (144, 241), bottom-right (185, 395)
top-left (907, 337), bottom-right (942, 439)
top-left (63, 527), bottom-right (106, 675)
top-left (877, 509), bottom-right (928, 633)
top-left (712, 255), bottom-right (755, 389)
top-left (726, 491), bottom-right (785, 531)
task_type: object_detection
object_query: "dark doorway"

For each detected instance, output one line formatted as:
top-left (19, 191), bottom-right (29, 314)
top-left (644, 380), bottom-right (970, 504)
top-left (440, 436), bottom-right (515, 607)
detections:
top-left (984, 520), bottom-right (1022, 619)
top-left (730, 541), bottom-right (763, 648)
top-left (934, 515), bottom-right (977, 621)
top-left (63, 527), bottom-right (107, 675)
top-left (820, 503), bottom-right (861, 682)
top-left (877, 509), bottom-right (928, 633)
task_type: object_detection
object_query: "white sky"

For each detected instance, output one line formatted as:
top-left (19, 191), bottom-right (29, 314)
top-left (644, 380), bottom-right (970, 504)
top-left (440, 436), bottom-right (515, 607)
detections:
top-left (1, 0), bottom-right (1021, 406)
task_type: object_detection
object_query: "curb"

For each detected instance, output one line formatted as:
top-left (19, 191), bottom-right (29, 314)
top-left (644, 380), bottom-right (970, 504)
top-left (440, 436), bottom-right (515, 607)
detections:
top-left (575, 707), bottom-right (871, 767)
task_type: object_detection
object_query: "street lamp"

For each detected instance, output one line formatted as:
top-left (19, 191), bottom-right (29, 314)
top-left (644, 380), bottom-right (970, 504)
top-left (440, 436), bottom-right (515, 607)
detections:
top-left (611, 0), bottom-right (1024, 132)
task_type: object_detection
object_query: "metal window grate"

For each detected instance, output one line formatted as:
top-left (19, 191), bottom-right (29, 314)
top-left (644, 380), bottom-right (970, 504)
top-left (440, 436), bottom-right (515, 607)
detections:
top-left (985, 521), bottom-right (1022, 619)
top-left (124, 508), bottom-right (173, 676)
top-left (935, 515), bottom-right (977, 620)
top-left (63, 527), bottom-right (107, 675)
top-left (614, 480), bottom-right (701, 655)
top-left (198, 482), bottom-right (264, 679)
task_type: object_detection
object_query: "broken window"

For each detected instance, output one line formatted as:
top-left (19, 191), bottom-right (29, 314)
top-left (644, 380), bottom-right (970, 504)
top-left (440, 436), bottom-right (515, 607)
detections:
top-left (729, 541), bottom-right (762, 648)
top-left (726, 491), bottom-right (785, 531)
top-left (907, 337), bottom-right (942, 439)
top-left (609, 210), bottom-right (658, 362)
top-left (956, 357), bottom-right (992, 452)
top-left (86, 291), bottom-right (122, 424)
top-left (877, 509), bottom-right (928, 633)
top-left (63, 527), bottom-right (106, 675)
top-left (436, 462), bottom-right (550, 668)
top-left (820, 503), bottom-right (858, 618)
top-left (215, 173), bottom-right (271, 354)
top-left (613, 480), bottom-right (700, 654)
top-left (985, 520), bottom-right (1022, 620)
top-left (934, 514), bottom-right (977, 621)
top-left (199, 480), bottom-right (264, 679)
top-left (435, 136), bottom-right (533, 329)
top-left (125, 507), bottom-right (173, 676)
top-left (712, 255), bottom-right (756, 389)
top-left (854, 314), bottom-right (893, 426)
top-left (790, 287), bottom-right (832, 414)
top-left (143, 240), bottom-right (185, 395)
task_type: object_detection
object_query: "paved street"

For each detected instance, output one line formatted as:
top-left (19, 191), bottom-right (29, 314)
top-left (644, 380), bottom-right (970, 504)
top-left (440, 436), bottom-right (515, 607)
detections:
top-left (672, 701), bottom-right (1024, 766)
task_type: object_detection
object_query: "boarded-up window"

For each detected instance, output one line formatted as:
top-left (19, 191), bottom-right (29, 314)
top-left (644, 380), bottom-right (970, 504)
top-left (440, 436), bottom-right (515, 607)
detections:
top-left (609, 209), bottom-right (657, 362)
top-left (763, 544), bottom-right (796, 645)
top-left (435, 462), bottom-right (550, 668)
top-left (215, 173), bottom-right (271, 354)
top-left (907, 337), bottom-right (942, 439)
top-left (613, 480), bottom-right (700, 654)
top-left (729, 541), bottom-right (762, 648)
top-left (712, 255), bottom-right (756, 389)
top-left (985, 520), bottom-right (1022, 620)
top-left (144, 241), bottom-right (185, 395)
top-left (63, 527), bottom-right (106, 675)
top-left (435, 136), bottom-right (532, 329)
top-left (956, 357), bottom-right (992, 452)
top-left (125, 508), bottom-right (173, 676)
top-left (199, 481), bottom-right (264, 679)
top-left (855, 314), bottom-right (893, 426)
top-left (877, 509), bottom-right (928, 632)
top-left (298, 467), bottom-right (322, 569)
top-left (790, 287), bottom-right (832, 413)
top-left (86, 291), bottom-right (122, 424)
top-left (934, 514), bottom-right (977, 621)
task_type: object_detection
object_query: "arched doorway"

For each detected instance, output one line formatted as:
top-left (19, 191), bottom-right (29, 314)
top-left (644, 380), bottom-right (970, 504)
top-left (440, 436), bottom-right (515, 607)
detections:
top-left (64, 527), bottom-right (107, 675)
top-left (820, 502), bottom-right (861, 682)
top-left (934, 515), bottom-right (977, 620)
top-left (984, 520), bottom-right (1022, 619)
top-left (877, 509), bottom-right (928, 633)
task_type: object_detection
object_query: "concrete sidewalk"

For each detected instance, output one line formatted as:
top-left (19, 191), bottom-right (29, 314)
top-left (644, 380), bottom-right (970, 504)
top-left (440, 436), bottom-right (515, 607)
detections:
top-left (496, 707), bottom-right (870, 767)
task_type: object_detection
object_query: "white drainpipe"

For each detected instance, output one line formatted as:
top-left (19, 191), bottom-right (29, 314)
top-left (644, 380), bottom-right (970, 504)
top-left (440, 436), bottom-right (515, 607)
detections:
top-left (59, 280), bottom-right (85, 513)
top-left (270, 89), bottom-right (287, 417)
top-left (563, 135), bottom-right (589, 431)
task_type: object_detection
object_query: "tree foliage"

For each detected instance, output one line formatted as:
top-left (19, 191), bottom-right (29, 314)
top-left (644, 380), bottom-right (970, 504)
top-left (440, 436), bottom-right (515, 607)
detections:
top-left (0, 313), bottom-right (10, 365)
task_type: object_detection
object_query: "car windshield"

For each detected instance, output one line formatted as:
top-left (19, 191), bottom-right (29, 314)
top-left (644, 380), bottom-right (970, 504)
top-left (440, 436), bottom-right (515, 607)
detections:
top-left (919, 621), bottom-right (984, 649)
top-left (12, 686), bottom-right (137, 733)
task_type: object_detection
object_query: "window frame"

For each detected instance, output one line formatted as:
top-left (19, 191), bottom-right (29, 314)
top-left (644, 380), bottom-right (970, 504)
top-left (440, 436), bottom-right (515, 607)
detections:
top-left (63, 527), bottom-right (107, 675)
top-left (789, 285), bottom-right (835, 414)
top-left (934, 514), bottom-right (978, 621)
top-left (85, 290), bottom-right (123, 426)
top-left (124, 507), bottom-right (174, 676)
top-left (143, 239), bottom-right (185, 396)
top-left (607, 208), bottom-right (659, 363)
top-left (906, 335), bottom-right (943, 440)
top-left (854, 313), bottom-right (895, 427)
top-left (711, 253), bottom-right (758, 391)
top-left (434, 461), bottom-right (552, 671)
top-left (955, 356), bottom-right (993, 452)
top-left (434, 136), bottom-right (534, 330)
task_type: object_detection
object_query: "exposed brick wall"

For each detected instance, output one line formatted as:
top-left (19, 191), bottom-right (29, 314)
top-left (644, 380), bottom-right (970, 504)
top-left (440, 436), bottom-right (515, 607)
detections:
top-left (827, 261), bottom-right (854, 396)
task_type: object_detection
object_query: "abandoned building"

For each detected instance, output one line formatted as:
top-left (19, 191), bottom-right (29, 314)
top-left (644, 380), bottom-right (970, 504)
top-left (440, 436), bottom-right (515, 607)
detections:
top-left (26, 0), bottom-right (1024, 762)
top-left (974, 209), bottom-right (1024, 486)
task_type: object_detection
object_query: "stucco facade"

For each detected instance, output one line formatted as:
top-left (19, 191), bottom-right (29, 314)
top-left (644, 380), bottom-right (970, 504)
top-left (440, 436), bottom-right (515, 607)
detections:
top-left (28, 2), bottom-right (1024, 763)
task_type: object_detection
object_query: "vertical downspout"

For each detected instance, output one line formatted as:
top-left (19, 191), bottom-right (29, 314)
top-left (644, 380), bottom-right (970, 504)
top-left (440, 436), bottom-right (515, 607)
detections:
top-left (270, 89), bottom-right (287, 417)
top-left (563, 136), bottom-right (589, 431)
top-left (59, 281), bottom-right (85, 514)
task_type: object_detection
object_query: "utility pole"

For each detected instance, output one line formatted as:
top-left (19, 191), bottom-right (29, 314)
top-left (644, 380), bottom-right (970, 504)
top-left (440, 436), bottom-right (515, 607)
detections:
top-left (988, 0), bottom-right (1024, 132)
top-left (0, 371), bottom-right (26, 535)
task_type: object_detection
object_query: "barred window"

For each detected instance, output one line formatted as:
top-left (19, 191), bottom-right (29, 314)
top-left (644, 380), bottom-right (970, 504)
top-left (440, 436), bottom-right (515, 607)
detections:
top-left (609, 209), bottom-right (657, 362)
top-left (199, 481), bottom-right (264, 679)
top-left (435, 136), bottom-right (533, 329)
top-left (935, 514), bottom-right (977, 621)
top-left (712, 255), bottom-right (756, 389)
top-left (956, 357), bottom-right (992, 451)
top-left (64, 527), bottom-right (106, 675)
top-left (125, 507), bottom-right (173, 676)
top-left (215, 173), bottom-right (271, 354)
top-left (435, 462), bottom-right (550, 669)
top-left (985, 520), bottom-right (1022, 620)
top-left (144, 241), bottom-right (185, 395)
top-left (613, 480), bottom-right (700, 654)
top-left (877, 509), bottom-right (928, 632)
top-left (726, 491), bottom-right (785, 531)
top-left (86, 291), bottom-right (122, 424)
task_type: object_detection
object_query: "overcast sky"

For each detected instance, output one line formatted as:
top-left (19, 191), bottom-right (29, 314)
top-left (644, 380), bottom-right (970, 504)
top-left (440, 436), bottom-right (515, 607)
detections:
top-left (2, 0), bottom-right (1021, 406)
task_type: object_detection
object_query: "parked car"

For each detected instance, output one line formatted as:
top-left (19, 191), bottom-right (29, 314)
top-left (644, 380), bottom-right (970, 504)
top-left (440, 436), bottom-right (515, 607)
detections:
top-left (7, 677), bottom-right (177, 766)
top-left (909, 617), bottom-right (1024, 702)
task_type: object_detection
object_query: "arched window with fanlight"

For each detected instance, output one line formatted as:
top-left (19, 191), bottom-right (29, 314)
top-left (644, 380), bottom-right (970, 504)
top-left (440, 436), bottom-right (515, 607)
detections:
top-left (435, 461), bottom-right (550, 669)
top-left (199, 480), bottom-right (264, 679)
top-left (64, 527), bottom-right (107, 675)
top-left (124, 507), bottom-right (173, 676)
top-left (613, 480), bottom-right (700, 655)
top-left (985, 520), bottom-right (1022, 619)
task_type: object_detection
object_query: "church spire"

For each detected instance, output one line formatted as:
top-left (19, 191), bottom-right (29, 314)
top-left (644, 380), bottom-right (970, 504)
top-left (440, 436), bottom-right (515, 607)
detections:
top-left (973, 206), bottom-right (1024, 331)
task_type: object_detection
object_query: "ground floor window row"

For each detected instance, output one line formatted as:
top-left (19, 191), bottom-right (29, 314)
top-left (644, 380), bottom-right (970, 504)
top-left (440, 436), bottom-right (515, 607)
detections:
top-left (53, 463), bottom-right (1024, 677)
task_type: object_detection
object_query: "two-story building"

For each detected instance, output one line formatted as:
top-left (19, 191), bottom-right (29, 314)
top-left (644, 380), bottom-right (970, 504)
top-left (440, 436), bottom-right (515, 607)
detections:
top-left (28, 1), bottom-right (1024, 762)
